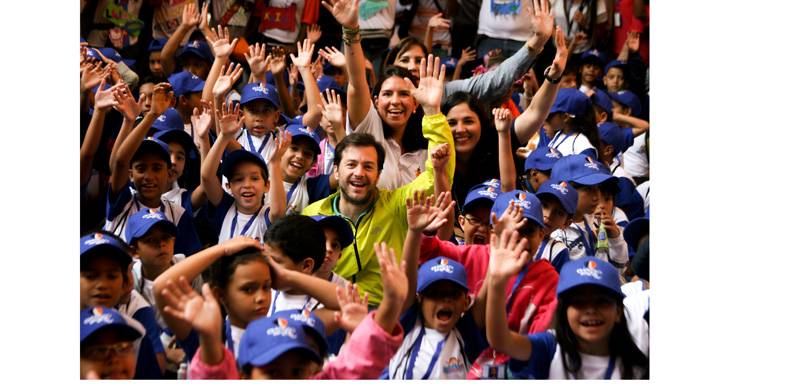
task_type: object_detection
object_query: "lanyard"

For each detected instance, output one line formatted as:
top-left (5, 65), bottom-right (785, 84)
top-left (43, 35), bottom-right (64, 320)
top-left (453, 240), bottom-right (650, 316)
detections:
top-left (323, 141), bottom-right (334, 174)
top-left (270, 290), bottom-right (281, 315)
top-left (286, 178), bottom-right (301, 207)
top-left (533, 238), bottom-right (549, 261)
top-left (246, 130), bottom-right (272, 155)
top-left (574, 222), bottom-right (595, 256)
top-left (405, 327), bottom-right (450, 379)
top-left (230, 205), bottom-right (263, 238)
top-left (225, 317), bottom-right (235, 357)
top-left (549, 131), bottom-right (571, 150)
top-left (505, 263), bottom-right (531, 314)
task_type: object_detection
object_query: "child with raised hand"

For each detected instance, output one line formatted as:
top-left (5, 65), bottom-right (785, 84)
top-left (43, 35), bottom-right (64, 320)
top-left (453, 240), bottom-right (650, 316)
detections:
top-left (160, 240), bottom-right (408, 379)
top-left (456, 180), bottom-right (501, 245)
top-left (315, 88), bottom-right (347, 176)
top-left (492, 107), bottom-right (518, 192)
top-left (487, 245), bottom-right (649, 379)
top-left (105, 83), bottom-right (202, 256)
top-left (200, 101), bottom-right (289, 243)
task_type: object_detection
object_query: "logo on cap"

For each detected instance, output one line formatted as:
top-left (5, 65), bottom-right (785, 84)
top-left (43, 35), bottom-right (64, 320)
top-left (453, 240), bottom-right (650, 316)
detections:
top-left (430, 258), bottom-right (454, 274)
top-left (84, 307), bottom-right (114, 325)
top-left (483, 179), bottom-right (499, 188)
top-left (546, 148), bottom-right (561, 159)
top-left (157, 115), bottom-right (167, 122)
top-left (190, 40), bottom-right (201, 48)
top-left (267, 317), bottom-right (297, 339)
top-left (141, 209), bottom-right (162, 220)
top-left (512, 193), bottom-right (532, 210)
top-left (551, 181), bottom-right (568, 195)
top-left (477, 186), bottom-right (498, 199)
top-left (584, 156), bottom-right (599, 170)
top-left (252, 85), bottom-right (268, 94)
top-left (289, 309), bottom-right (316, 327)
top-left (84, 233), bottom-right (110, 246)
top-left (298, 127), bottom-right (312, 135)
top-left (576, 260), bottom-right (603, 280)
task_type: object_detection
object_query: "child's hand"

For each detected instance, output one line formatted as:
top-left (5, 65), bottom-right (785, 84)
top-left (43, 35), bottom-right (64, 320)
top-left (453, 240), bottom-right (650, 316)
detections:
top-left (111, 83), bottom-right (141, 120)
top-left (222, 235), bottom-right (264, 256)
top-left (269, 48), bottom-right (286, 75)
top-left (492, 108), bottom-right (513, 133)
top-left (191, 101), bottom-right (214, 140)
top-left (217, 100), bottom-right (243, 137)
top-left (318, 46), bottom-right (346, 68)
top-left (269, 129), bottom-right (292, 163)
top-left (430, 142), bottom-right (450, 171)
top-left (488, 228), bottom-right (531, 283)
top-left (212, 63), bottom-right (244, 99)
top-left (161, 278), bottom-right (222, 339)
top-left (546, 27), bottom-right (569, 81)
top-left (491, 201), bottom-right (527, 238)
top-left (289, 39), bottom-right (315, 70)
top-left (93, 78), bottom-right (119, 112)
top-left (407, 190), bottom-right (456, 233)
top-left (594, 208), bottom-right (621, 239)
top-left (150, 83), bottom-right (175, 116)
top-left (570, 31), bottom-right (587, 51)
top-left (211, 25), bottom-right (239, 59)
top-left (405, 54), bottom-right (445, 115)
top-left (288, 64), bottom-right (299, 86)
top-left (334, 282), bottom-right (369, 333)
top-left (457, 47), bottom-right (476, 66)
top-left (245, 43), bottom-right (271, 80)
top-left (427, 13), bottom-right (451, 31)
top-left (306, 24), bottom-right (322, 44)
top-left (321, 0), bottom-right (360, 29)
top-left (626, 32), bottom-right (640, 53)
top-left (319, 88), bottom-right (345, 137)
top-left (376, 242), bottom-right (408, 306)
top-left (180, 2), bottom-right (201, 29)
top-left (312, 56), bottom-right (325, 81)
top-left (81, 62), bottom-right (109, 92)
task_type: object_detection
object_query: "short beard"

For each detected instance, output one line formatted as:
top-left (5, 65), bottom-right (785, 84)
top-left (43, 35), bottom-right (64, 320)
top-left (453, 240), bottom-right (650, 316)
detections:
top-left (339, 184), bottom-right (375, 206)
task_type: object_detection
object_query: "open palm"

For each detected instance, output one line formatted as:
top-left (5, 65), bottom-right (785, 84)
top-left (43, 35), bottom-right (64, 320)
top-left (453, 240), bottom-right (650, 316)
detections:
top-left (408, 55), bottom-right (445, 113)
top-left (488, 229), bottom-right (530, 281)
top-left (163, 279), bottom-right (222, 337)
top-left (322, 0), bottom-right (359, 28)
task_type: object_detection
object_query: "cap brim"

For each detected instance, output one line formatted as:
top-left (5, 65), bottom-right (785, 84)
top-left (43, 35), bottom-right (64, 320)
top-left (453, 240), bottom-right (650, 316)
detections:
top-left (134, 140), bottom-right (172, 166)
top-left (246, 342), bottom-right (321, 368)
top-left (558, 281), bottom-right (625, 300)
top-left (573, 173), bottom-right (616, 186)
top-left (463, 196), bottom-right (495, 212)
top-left (81, 323), bottom-right (143, 344)
top-left (222, 150), bottom-right (267, 179)
top-left (536, 191), bottom-right (575, 216)
top-left (81, 245), bottom-right (132, 269)
top-left (315, 216), bottom-right (354, 249)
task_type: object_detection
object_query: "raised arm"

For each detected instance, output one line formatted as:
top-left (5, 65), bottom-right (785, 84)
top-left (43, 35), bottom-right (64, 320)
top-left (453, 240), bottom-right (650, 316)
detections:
top-left (290, 39), bottom-right (322, 127)
top-left (513, 27), bottom-right (568, 144)
top-left (201, 101), bottom-right (244, 206)
top-left (612, 112), bottom-right (649, 137)
top-left (161, 278), bottom-right (225, 365)
top-left (203, 26), bottom-right (240, 103)
top-left (108, 88), bottom-right (146, 174)
top-left (190, 101), bottom-right (215, 209)
top-left (322, 0), bottom-right (371, 127)
top-left (161, 2), bottom-right (201, 64)
top-left (424, 13), bottom-right (450, 52)
top-left (211, 62), bottom-right (244, 107)
top-left (269, 49), bottom-right (296, 117)
top-left (429, 146), bottom-right (455, 240)
top-left (244, 43), bottom-right (271, 84)
top-left (451, 47), bottom-right (476, 81)
top-left (81, 79), bottom-right (118, 185)
top-left (485, 229), bottom-right (535, 360)
top-left (265, 255), bottom-right (341, 310)
top-left (373, 242), bottom-right (408, 333)
top-left (265, 130), bottom-right (290, 221)
top-left (493, 108), bottom-right (517, 192)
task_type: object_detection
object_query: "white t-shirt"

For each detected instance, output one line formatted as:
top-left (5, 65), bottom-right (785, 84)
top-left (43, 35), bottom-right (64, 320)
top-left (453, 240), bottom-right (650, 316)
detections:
top-left (162, 183), bottom-right (188, 209)
top-left (347, 101), bottom-right (427, 190)
top-left (132, 253), bottom-right (204, 329)
top-left (104, 185), bottom-right (186, 244)
top-left (636, 180), bottom-right (650, 211)
top-left (265, 178), bottom-right (309, 215)
top-left (547, 346), bottom-right (638, 379)
top-left (267, 289), bottom-right (323, 316)
top-left (547, 131), bottom-right (596, 157)
top-left (610, 156), bottom-right (635, 184)
top-left (623, 287), bottom-right (650, 356)
top-left (237, 128), bottom-right (279, 162)
top-left (551, 215), bottom-right (629, 265)
top-left (218, 201), bottom-right (272, 244)
top-left (623, 133), bottom-right (649, 179)
top-left (388, 324), bottom-right (468, 379)
top-left (478, 0), bottom-right (536, 41)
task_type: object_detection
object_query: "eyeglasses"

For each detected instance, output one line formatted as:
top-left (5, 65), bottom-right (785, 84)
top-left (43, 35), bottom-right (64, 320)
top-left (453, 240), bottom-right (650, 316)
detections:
top-left (82, 341), bottom-right (135, 360)
top-left (462, 215), bottom-right (492, 229)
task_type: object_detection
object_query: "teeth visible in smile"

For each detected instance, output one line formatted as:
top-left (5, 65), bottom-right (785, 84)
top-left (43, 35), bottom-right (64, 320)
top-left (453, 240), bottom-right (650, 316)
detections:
top-left (581, 319), bottom-right (604, 326)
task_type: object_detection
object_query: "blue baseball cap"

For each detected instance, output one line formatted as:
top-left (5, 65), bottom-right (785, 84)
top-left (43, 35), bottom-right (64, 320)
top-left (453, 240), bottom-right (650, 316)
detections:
top-left (80, 232), bottom-right (132, 269)
top-left (178, 39), bottom-right (213, 62)
top-left (97, 47), bottom-right (123, 63)
top-left (463, 180), bottom-right (500, 212)
top-left (557, 256), bottom-right (625, 299)
top-left (222, 149), bottom-right (268, 179)
top-left (148, 38), bottom-right (167, 52)
top-left (580, 49), bottom-right (607, 68)
top-left (598, 122), bottom-right (626, 153)
top-left (311, 215), bottom-right (353, 249)
top-left (317, 76), bottom-right (343, 93)
top-left (490, 190), bottom-right (545, 228)
top-left (623, 209), bottom-right (649, 254)
top-left (150, 108), bottom-right (183, 132)
top-left (272, 309), bottom-right (329, 358)
top-left (536, 180), bottom-right (578, 216)
top-left (125, 208), bottom-right (178, 245)
top-left (285, 123), bottom-right (321, 157)
top-left (608, 90), bottom-right (642, 116)
top-left (240, 82), bottom-right (280, 108)
top-left (524, 146), bottom-right (562, 173)
top-left (133, 137), bottom-right (173, 166)
top-left (237, 316), bottom-right (321, 368)
top-left (417, 257), bottom-right (469, 293)
top-left (168, 71), bottom-right (206, 98)
top-left (81, 306), bottom-right (144, 344)
top-left (549, 88), bottom-right (591, 117)
top-left (551, 154), bottom-right (616, 187)
top-left (604, 60), bottom-right (627, 74)
top-left (590, 89), bottom-right (613, 115)
top-left (614, 177), bottom-right (645, 221)
top-left (154, 126), bottom-right (198, 158)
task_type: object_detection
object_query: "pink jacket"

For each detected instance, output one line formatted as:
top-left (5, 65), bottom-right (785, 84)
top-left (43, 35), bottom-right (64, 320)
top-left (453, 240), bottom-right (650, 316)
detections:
top-left (188, 311), bottom-right (404, 379)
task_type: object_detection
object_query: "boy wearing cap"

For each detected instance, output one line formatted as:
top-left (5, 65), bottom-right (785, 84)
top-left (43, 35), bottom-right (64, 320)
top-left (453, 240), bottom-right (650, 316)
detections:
top-left (578, 49), bottom-right (606, 95)
top-left (597, 121), bottom-right (633, 182)
top-left (234, 82), bottom-right (285, 160)
top-left (522, 147), bottom-right (562, 193)
top-left (168, 70), bottom-right (207, 132)
top-left (106, 86), bottom-right (202, 256)
top-left (153, 125), bottom-right (205, 213)
top-left (534, 180), bottom-right (577, 272)
top-left (147, 38), bottom-right (171, 81)
top-left (549, 154), bottom-right (629, 266)
top-left (311, 215), bottom-right (354, 286)
top-left (81, 306), bottom-right (145, 380)
top-left (457, 179), bottom-right (501, 245)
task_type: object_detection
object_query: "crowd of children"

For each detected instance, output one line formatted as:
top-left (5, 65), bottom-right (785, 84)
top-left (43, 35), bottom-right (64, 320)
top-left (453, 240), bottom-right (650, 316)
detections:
top-left (80, 0), bottom-right (649, 379)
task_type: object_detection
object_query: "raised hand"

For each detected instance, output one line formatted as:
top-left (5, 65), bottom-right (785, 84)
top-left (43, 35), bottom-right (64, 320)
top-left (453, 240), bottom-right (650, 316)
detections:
top-left (306, 24), bottom-right (322, 44)
top-left (112, 83), bottom-right (141, 120)
top-left (321, 0), bottom-right (360, 28)
top-left (492, 108), bottom-right (513, 133)
top-left (269, 47), bottom-right (286, 75)
top-left (376, 242), bottom-right (407, 305)
top-left (488, 228), bottom-right (531, 283)
top-left (570, 31), bottom-right (587, 52)
top-left (93, 79), bottom-right (118, 112)
top-left (270, 129), bottom-right (292, 163)
top-left (594, 207), bottom-right (621, 239)
top-left (198, 2), bottom-right (217, 42)
top-left (626, 32), bottom-right (640, 52)
top-left (318, 46), bottom-right (346, 68)
top-left (191, 100), bottom-right (214, 140)
top-left (526, 0), bottom-right (553, 52)
top-left (181, 2), bottom-right (201, 28)
top-left (404, 54), bottom-right (445, 115)
top-left (245, 43), bottom-right (271, 79)
top-left (289, 39), bottom-right (315, 69)
top-left (212, 63), bottom-right (244, 98)
top-left (311, 56), bottom-right (325, 80)
top-left (217, 100), bottom-right (243, 137)
top-left (211, 25), bottom-right (239, 58)
top-left (547, 27), bottom-right (569, 80)
top-left (81, 62), bottom-right (109, 92)
top-left (427, 13), bottom-right (451, 31)
top-left (334, 282), bottom-right (369, 332)
top-left (491, 201), bottom-right (527, 237)
top-left (161, 278), bottom-right (222, 338)
top-left (319, 89), bottom-right (345, 143)
top-left (457, 47), bottom-right (476, 66)
top-left (406, 190), bottom-right (454, 233)
top-left (430, 142), bottom-right (451, 170)
top-left (222, 235), bottom-right (265, 256)
top-left (150, 82), bottom-right (174, 116)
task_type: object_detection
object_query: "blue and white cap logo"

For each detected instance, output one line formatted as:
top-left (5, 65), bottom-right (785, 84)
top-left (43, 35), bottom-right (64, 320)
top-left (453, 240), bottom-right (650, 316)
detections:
top-left (141, 208), bottom-right (163, 220)
top-left (546, 148), bottom-right (561, 159)
top-left (252, 85), bottom-right (268, 94)
top-left (584, 156), bottom-right (599, 170)
top-left (513, 192), bottom-right (532, 210)
top-left (289, 309), bottom-right (316, 327)
top-left (477, 186), bottom-right (498, 199)
top-left (190, 40), bottom-right (201, 49)
top-left (576, 260), bottom-right (603, 280)
top-left (483, 179), bottom-right (500, 188)
top-left (83, 307), bottom-right (114, 326)
top-left (267, 317), bottom-right (298, 339)
top-left (551, 181), bottom-right (569, 195)
top-left (157, 115), bottom-right (167, 122)
top-left (430, 258), bottom-right (454, 274)
top-left (84, 233), bottom-right (109, 246)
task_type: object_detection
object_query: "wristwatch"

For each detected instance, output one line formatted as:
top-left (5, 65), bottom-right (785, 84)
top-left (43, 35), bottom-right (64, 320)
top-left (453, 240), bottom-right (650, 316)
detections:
top-left (544, 66), bottom-right (562, 84)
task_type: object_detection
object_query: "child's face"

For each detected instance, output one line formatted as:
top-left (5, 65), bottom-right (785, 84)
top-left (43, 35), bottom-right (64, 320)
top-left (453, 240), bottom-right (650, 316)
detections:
top-left (242, 101), bottom-right (280, 137)
top-left (263, 243), bottom-right (314, 277)
top-left (280, 139), bottom-right (316, 183)
top-left (528, 169), bottom-right (550, 192)
top-left (581, 64), bottom-right (602, 85)
top-left (540, 196), bottom-right (572, 235)
top-left (315, 227), bottom-right (342, 277)
top-left (80, 330), bottom-right (137, 380)
top-left (130, 153), bottom-right (169, 202)
top-left (226, 162), bottom-right (270, 214)
top-left (181, 55), bottom-right (210, 79)
top-left (179, 93), bottom-right (202, 114)
top-left (575, 185), bottom-right (602, 216)
top-left (457, 204), bottom-right (492, 245)
top-left (603, 67), bottom-right (625, 93)
top-left (81, 256), bottom-right (125, 308)
top-left (565, 286), bottom-right (622, 351)
top-left (596, 190), bottom-right (615, 218)
top-left (133, 226), bottom-right (175, 272)
top-left (446, 102), bottom-right (482, 158)
top-left (168, 141), bottom-right (187, 181)
top-left (611, 100), bottom-right (629, 117)
top-left (139, 83), bottom-right (154, 113)
top-left (559, 73), bottom-right (578, 89)
top-left (518, 221), bottom-right (545, 257)
top-left (149, 51), bottom-right (164, 78)
top-left (546, 112), bottom-right (567, 133)
top-left (250, 350), bottom-right (316, 379)
top-left (418, 281), bottom-right (469, 333)
top-left (222, 260), bottom-right (272, 327)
